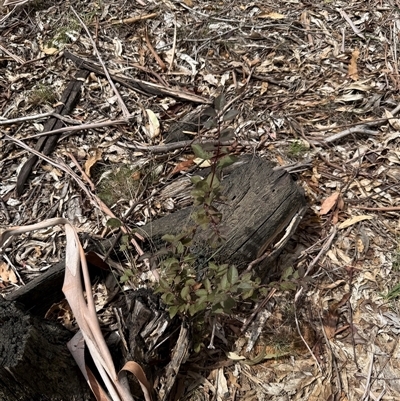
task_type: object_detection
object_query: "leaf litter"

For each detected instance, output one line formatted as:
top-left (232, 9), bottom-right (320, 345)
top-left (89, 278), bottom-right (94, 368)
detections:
top-left (1, 0), bottom-right (400, 400)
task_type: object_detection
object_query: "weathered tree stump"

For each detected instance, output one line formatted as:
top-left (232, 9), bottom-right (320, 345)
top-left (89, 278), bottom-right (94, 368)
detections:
top-left (140, 156), bottom-right (307, 270)
top-left (0, 297), bottom-right (92, 401)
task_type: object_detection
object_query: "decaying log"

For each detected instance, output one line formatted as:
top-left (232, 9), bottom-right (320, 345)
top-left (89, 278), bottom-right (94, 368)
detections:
top-left (4, 260), bottom-right (65, 317)
top-left (16, 69), bottom-right (90, 196)
top-left (139, 156), bottom-right (307, 270)
top-left (0, 297), bottom-right (92, 401)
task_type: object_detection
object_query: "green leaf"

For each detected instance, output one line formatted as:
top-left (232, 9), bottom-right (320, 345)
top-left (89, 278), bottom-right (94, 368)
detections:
top-left (202, 106), bottom-right (217, 117)
top-left (203, 119), bottom-right (218, 130)
top-left (241, 272), bottom-right (253, 282)
top-left (214, 93), bottom-right (226, 111)
top-left (211, 304), bottom-right (224, 314)
top-left (206, 173), bottom-right (220, 189)
top-left (162, 234), bottom-right (177, 243)
top-left (121, 234), bottom-right (130, 244)
top-left (169, 305), bottom-right (179, 319)
top-left (161, 292), bottom-right (175, 305)
top-left (194, 342), bottom-right (204, 353)
top-left (189, 302), bottom-right (207, 316)
top-left (158, 277), bottom-right (169, 289)
top-left (106, 218), bottom-right (122, 228)
top-left (222, 109), bottom-right (239, 121)
top-left (282, 266), bottom-right (294, 280)
top-left (204, 278), bottom-right (212, 292)
top-left (195, 289), bottom-right (208, 297)
top-left (196, 295), bottom-right (208, 305)
top-left (227, 265), bottom-right (238, 285)
top-left (180, 286), bottom-right (190, 300)
top-left (238, 282), bottom-right (253, 290)
top-left (192, 144), bottom-right (212, 160)
top-left (222, 297), bottom-right (236, 313)
top-left (190, 176), bottom-right (203, 185)
top-left (242, 289), bottom-right (254, 299)
top-left (218, 155), bottom-right (238, 169)
top-left (220, 273), bottom-right (229, 290)
top-left (176, 241), bottom-right (185, 254)
top-left (280, 282), bottom-right (296, 291)
top-left (220, 128), bottom-right (235, 139)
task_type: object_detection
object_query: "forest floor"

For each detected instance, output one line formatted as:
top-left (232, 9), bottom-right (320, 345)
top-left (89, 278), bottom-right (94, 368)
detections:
top-left (2, 0), bottom-right (400, 400)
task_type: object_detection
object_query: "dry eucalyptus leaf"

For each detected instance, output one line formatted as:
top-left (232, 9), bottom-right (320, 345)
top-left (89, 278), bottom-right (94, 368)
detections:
top-left (146, 109), bottom-right (160, 139)
top-left (348, 48), bottom-right (360, 80)
top-left (385, 109), bottom-right (400, 131)
top-left (258, 11), bottom-right (285, 19)
top-left (320, 192), bottom-right (340, 215)
top-left (0, 261), bottom-right (17, 284)
top-left (84, 150), bottom-right (103, 177)
top-left (338, 215), bottom-right (374, 229)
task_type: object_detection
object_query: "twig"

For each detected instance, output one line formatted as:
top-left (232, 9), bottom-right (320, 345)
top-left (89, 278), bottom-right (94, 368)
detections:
top-left (19, 118), bottom-right (128, 140)
top-left (361, 352), bottom-right (375, 401)
top-left (1, 253), bottom-right (25, 285)
top-left (339, 9), bottom-right (366, 40)
top-left (0, 197), bottom-right (10, 223)
top-left (0, 111), bottom-right (83, 126)
top-left (66, 152), bottom-right (96, 191)
top-left (117, 138), bottom-right (249, 153)
top-left (353, 205), bottom-right (400, 211)
top-left (314, 127), bottom-right (378, 145)
top-left (311, 100), bottom-right (400, 144)
top-left (0, 42), bottom-right (25, 64)
top-left (106, 13), bottom-right (158, 26)
top-left (295, 226), bottom-right (337, 303)
top-left (70, 7), bottom-right (130, 119)
top-left (169, 17), bottom-right (177, 72)
top-left (144, 27), bottom-right (167, 71)
top-left (240, 289), bottom-right (276, 334)
top-left (294, 305), bottom-right (322, 372)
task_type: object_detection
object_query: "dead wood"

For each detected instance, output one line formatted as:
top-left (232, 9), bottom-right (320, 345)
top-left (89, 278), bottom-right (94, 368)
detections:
top-left (16, 69), bottom-right (90, 196)
top-left (139, 156), bottom-right (307, 269)
top-left (0, 297), bottom-right (92, 401)
top-left (64, 50), bottom-right (210, 105)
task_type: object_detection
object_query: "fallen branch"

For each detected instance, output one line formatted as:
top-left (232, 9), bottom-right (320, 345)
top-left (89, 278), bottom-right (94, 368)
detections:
top-left (0, 110), bottom-right (84, 125)
top-left (21, 118), bottom-right (128, 140)
top-left (16, 68), bottom-right (90, 196)
top-left (311, 101), bottom-right (400, 144)
top-left (64, 50), bottom-right (211, 104)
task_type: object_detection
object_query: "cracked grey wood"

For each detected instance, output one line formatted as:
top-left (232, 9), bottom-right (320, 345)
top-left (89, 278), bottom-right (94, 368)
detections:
top-left (139, 156), bottom-right (307, 269)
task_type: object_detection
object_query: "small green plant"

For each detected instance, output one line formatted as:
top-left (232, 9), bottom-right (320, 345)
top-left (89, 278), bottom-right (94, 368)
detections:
top-left (149, 94), bottom-right (267, 349)
top-left (120, 268), bottom-right (134, 284)
top-left (287, 140), bottom-right (308, 158)
top-left (97, 164), bottom-right (155, 207)
top-left (154, 233), bottom-right (260, 317)
top-left (48, 15), bottom-right (82, 48)
top-left (384, 245), bottom-right (400, 299)
top-left (268, 265), bottom-right (300, 291)
top-left (28, 84), bottom-right (57, 106)
top-left (392, 247), bottom-right (400, 271)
